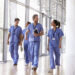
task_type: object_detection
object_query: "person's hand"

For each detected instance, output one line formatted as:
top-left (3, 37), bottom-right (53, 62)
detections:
top-left (7, 40), bottom-right (9, 45)
top-left (59, 44), bottom-right (61, 48)
top-left (34, 33), bottom-right (38, 37)
top-left (25, 36), bottom-right (28, 40)
top-left (19, 41), bottom-right (22, 46)
top-left (47, 46), bottom-right (49, 51)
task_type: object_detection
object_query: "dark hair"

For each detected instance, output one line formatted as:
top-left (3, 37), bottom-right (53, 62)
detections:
top-left (57, 21), bottom-right (60, 28)
top-left (33, 14), bottom-right (38, 20)
top-left (26, 21), bottom-right (31, 24)
top-left (53, 20), bottom-right (60, 28)
top-left (14, 18), bottom-right (20, 21)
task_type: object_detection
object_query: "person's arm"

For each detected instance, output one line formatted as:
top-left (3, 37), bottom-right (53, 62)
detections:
top-left (34, 30), bottom-right (44, 37)
top-left (22, 34), bottom-right (24, 41)
top-left (19, 34), bottom-right (23, 51)
top-left (19, 28), bottom-right (23, 46)
top-left (34, 24), bottom-right (44, 37)
top-left (59, 37), bottom-right (62, 48)
top-left (25, 30), bottom-right (30, 40)
top-left (47, 38), bottom-right (50, 51)
top-left (19, 34), bottom-right (23, 46)
top-left (7, 32), bottom-right (10, 45)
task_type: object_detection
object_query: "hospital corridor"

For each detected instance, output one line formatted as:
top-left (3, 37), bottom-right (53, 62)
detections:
top-left (0, 0), bottom-right (75, 75)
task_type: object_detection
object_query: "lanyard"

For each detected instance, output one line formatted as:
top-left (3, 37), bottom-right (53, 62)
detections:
top-left (13, 26), bottom-right (18, 34)
top-left (53, 29), bottom-right (57, 38)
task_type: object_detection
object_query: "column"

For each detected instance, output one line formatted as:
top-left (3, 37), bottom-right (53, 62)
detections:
top-left (63, 0), bottom-right (75, 75)
top-left (3, 0), bottom-right (8, 62)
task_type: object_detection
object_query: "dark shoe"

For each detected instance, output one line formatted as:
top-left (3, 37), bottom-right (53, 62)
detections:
top-left (13, 64), bottom-right (17, 66)
top-left (32, 67), bottom-right (37, 72)
top-left (34, 67), bottom-right (37, 71)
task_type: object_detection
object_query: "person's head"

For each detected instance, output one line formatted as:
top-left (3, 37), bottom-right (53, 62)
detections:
top-left (51, 20), bottom-right (60, 28)
top-left (14, 18), bottom-right (20, 26)
top-left (25, 21), bottom-right (31, 27)
top-left (33, 14), bottom-right (38, 23)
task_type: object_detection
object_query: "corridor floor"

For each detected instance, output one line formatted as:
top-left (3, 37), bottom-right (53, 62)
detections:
top-left (0, 56), bottom-right (64, 75)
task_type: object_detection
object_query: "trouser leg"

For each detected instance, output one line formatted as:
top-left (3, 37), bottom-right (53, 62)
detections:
top-left (24, 43), bottom-right (29, 64)
top-left (50, 47), bottom-right (55, 69)
top-left (9, 43), bottom-right (14, 61)
top-left (14, 43), bottom-right (19, 64)
top-left (33, 42), bottom-right (40, 68)
top-left (54, 47), bottom-right (60, 66)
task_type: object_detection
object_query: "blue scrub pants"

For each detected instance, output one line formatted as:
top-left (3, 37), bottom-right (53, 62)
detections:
top-left (49, 46), bottom-right (60, 69)
top-left (24, 42), bottom-right (29, 64)
top-left (29, 41), bottom-right (40, 68)
top-left (9, 43), bottom-right (19, 64)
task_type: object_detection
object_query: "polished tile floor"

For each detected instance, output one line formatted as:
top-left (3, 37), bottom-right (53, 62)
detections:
top-left (0, 56), bottom-right (64, 75)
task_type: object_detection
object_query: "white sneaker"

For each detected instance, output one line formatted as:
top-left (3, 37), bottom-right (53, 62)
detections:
top-left (25, 63), bottom-right (28, 66)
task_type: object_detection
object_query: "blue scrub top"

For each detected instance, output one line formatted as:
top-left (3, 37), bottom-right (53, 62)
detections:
top-left (28, 23), bottom-right (43, 42)
top-left (9, 25), bottom-right (22, 43)
top-left (48, 28), bottom-right (64, 47)
top-left (22, 27), bottom-right (29, 44)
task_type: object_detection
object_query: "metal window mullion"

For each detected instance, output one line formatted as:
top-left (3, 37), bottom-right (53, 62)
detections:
top-left (39, 0), bottom-right (42, 56)
top-left (3, 0), bottom-right (8, 62)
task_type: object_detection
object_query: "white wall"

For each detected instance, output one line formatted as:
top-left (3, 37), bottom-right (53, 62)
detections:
top-left (63, 0), bottom-right (75, 75)
top-left (0, 0), bottom-right (4, 27)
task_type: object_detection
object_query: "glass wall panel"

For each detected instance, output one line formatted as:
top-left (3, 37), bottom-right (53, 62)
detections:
top-left (50, 0), bottom-right (57, 19)
top-left (29, 8), bottom-right (39, 22)
top-left (17, 0), bottom-right (25, 4)
top-left (17, 4), bottom-right (25, 29)
top-left (9, 2), bottom-right (17, 25)
top-left (57, 5), bottom-right (62, 22)
top-left (30, 0), bottom-right (40, 11)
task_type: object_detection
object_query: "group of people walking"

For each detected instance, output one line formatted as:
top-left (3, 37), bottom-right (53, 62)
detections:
top-left (7, 14), bottom-right (64, 73)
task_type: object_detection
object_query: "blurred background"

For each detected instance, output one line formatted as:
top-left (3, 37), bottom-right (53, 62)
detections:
top-left (0, 0), bottom-right (66, 61)
top-left (1, 0), bottom-right (75, 75)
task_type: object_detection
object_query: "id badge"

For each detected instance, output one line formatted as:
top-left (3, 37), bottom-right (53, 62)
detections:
top-left (52, 38), bottom-right (55, 40)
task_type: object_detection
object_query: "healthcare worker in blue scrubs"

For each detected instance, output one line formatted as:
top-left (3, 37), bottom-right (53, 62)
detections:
top-left (47, 20), bottom-right (64, 73)
top-left (7, 18), bottom-right (22, 66)
top-left (25, 14), bottom-right (44, 71)
top-left (22, 22), bottom-right (31, 66)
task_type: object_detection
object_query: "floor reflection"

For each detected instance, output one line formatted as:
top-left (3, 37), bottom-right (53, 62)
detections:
top-left (9, 66), bottom-right (17, 75)
top-left (0, 56), bottom-right (64, 75)
top-left (32, 71), bottom-right (37, 75)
